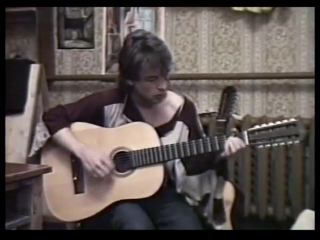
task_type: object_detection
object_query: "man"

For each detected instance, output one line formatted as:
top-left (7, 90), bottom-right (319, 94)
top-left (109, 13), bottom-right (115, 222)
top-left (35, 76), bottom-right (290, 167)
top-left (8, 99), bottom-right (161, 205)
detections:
top-left (42, 29), bottom-right (246, 230)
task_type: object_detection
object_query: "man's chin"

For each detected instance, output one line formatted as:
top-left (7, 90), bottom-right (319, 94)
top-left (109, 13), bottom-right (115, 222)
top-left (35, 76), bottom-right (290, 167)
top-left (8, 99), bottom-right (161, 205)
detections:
top-left (136, 93), bottom-right (166, 107)
top-left (155, 92), bottom-right (167, 100)
top-left (152, 96), bottom-right (165, 104)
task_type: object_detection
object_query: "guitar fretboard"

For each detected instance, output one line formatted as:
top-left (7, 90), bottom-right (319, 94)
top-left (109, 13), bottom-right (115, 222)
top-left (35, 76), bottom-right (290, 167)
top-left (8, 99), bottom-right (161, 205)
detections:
top-left (131, 135), bottom-right (230, 168)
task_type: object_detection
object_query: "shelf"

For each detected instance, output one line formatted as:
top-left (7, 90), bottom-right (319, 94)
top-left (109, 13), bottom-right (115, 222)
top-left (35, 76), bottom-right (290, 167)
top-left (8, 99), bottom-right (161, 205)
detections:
top-left (6, 7), bottom-right (37, 13)
top-left (6, 215), bottom-right (30, 230)
top-left (5, 8), bottom-right (37, 24)
top-left (107, 33), bottom-right (121, 36)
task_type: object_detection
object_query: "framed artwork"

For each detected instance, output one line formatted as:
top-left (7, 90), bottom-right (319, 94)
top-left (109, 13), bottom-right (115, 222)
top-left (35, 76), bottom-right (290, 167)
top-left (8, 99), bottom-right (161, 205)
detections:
top-left (105, 7), bottom-right (165, 73)
top-left (57, 7), bottom-right (95, 49)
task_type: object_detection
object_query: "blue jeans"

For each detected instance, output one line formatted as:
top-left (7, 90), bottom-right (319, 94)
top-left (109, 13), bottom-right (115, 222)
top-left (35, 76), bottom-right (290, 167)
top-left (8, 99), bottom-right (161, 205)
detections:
top-left (81, 186), bottom-right (203, 230)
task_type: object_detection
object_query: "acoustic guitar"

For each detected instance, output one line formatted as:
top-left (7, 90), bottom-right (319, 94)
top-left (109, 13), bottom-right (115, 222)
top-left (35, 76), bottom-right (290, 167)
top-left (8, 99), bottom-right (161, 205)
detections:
top-left (197, 86), bottom-right (239, 230)
top-left (215, 86), bottom-right (239, 229)
top-left (215, 85), bottom-right (239, 135)
top-left (41, 119), bottom-right (305, 222)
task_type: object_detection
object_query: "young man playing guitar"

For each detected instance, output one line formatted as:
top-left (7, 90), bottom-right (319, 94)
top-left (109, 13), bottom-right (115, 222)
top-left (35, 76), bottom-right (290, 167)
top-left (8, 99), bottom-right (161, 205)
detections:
top-left (42, 29), bottom-right (246, 230)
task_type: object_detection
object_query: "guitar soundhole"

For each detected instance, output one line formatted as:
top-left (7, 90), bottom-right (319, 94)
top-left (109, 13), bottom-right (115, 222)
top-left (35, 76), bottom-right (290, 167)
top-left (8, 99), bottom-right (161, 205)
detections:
top-left (113, 151), bottom-right (133, 174)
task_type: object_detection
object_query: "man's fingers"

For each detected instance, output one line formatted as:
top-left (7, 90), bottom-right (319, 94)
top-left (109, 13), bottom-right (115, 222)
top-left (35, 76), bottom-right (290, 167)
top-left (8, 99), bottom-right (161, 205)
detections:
top-left (94, 166), bottom-right (108, 178)
top-left (230, 140), bottom-right (238, 155)
top-left (105, 159), bottom-right (115, 170)
top-left (224, 137), bottom-right (246, 157)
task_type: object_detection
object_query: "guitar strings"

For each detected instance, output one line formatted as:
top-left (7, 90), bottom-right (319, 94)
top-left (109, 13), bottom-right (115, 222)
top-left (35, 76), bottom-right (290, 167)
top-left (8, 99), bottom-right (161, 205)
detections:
top-left (110, 134), bottom-right (250, 168)
top-left (111, 132), bottom-right (291, 168)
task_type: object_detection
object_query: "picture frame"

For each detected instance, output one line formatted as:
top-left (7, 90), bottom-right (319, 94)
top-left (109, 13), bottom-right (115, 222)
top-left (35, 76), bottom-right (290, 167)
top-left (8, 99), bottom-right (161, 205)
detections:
top-left (57, 7), bottom-right (95, 49)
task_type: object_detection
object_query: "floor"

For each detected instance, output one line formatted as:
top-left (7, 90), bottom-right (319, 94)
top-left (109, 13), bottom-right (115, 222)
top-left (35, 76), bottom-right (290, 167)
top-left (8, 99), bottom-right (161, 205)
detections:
top-left (43, 216), bottom-right (295, 230)
top-left (236, 216), bottom-right (294, 230)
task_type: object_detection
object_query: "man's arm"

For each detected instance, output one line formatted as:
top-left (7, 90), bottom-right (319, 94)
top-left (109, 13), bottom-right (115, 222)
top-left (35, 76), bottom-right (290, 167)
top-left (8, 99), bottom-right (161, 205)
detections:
top-left (180, 99), bottom-right (226, 176)
top-left (42, 89), bottom-right (114, 155)
top-left (42, 89), bottom-right (120, 178)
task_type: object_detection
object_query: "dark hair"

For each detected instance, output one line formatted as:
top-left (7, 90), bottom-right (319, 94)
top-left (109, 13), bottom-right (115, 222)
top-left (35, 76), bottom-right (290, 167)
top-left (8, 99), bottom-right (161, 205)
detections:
top-left (117, 29), bottom-right (174, 93)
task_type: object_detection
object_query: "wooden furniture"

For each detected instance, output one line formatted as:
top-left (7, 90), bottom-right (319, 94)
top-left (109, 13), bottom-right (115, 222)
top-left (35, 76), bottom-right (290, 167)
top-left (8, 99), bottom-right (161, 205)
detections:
top-left (5, 162), bottom-right (52, 230)
top-left (46, 72), bottom-right (315, 82)
top-left (6, 64), bottom-right (49, 164)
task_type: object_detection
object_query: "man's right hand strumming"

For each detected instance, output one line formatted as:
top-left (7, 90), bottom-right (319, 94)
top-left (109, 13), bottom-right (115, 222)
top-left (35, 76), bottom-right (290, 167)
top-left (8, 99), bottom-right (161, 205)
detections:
top-left (76, 146), bottom-right (114, 178)
top-left (52, 128), bottom-right (114, 178)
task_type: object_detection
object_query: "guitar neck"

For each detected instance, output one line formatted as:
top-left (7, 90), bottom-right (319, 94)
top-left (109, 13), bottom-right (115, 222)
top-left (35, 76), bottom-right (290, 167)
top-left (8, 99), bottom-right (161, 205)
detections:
top-left (131, 132), bottom-right (247, 168)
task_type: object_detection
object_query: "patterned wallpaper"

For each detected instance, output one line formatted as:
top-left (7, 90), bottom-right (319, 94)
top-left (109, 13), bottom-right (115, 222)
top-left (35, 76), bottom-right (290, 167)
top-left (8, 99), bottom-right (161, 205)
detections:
top-left (164, 7), bottom-right (314, 118)
top-left (6, 7), bottom-right (315, 118)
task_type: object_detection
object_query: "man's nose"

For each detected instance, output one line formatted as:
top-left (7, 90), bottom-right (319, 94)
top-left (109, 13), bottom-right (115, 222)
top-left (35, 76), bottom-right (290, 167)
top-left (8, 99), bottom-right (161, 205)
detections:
top-left (158, 79), bottom-right (169, 90)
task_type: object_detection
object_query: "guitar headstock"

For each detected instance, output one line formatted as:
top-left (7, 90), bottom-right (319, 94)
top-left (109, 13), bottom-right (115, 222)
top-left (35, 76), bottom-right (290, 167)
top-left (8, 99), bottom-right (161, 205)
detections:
top-left (246, 118), bottom-right (306, 148)
top-left (217, 86), bottom-right (239, 120)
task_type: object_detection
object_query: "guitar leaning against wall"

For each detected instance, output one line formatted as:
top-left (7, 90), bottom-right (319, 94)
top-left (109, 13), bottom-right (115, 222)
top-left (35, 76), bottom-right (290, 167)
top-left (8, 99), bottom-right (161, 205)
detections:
top-left (197, 86), bottom-right (240, 230)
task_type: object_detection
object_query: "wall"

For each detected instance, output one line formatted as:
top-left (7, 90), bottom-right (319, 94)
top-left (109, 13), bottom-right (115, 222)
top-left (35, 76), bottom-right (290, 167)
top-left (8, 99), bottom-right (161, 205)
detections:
top-left (5, 7), bottom-right (315, 118)
top-left (48, 7), bottom-right (112, 108)
top-left (164, 7), bottom-right (314, 117)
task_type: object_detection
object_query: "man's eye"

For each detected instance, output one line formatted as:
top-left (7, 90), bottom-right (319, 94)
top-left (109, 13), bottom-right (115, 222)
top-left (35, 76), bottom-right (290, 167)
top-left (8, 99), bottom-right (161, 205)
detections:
top-left (147, 78), bottom-right (158, 82)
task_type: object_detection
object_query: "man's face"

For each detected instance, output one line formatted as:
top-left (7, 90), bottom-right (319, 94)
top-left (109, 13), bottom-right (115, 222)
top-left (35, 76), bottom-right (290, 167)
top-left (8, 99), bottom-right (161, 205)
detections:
top-left (130, 68), bottom-right (170, 105)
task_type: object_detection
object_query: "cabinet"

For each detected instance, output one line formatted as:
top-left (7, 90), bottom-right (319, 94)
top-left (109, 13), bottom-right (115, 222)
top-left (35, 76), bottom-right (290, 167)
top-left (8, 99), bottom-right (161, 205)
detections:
top-left (5, 162), bottom-right (52, 230)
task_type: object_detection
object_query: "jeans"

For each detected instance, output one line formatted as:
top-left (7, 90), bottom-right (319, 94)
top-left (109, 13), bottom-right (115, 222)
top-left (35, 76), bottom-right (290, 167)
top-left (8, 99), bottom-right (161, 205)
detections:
top-left (81, 185), bottom-right (203, 230)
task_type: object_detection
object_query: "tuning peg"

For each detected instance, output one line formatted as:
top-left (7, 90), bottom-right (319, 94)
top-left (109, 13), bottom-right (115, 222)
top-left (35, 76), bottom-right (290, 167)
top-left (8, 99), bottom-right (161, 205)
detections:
top-left (265, 144), bottom-right (271, 148)
top-left (289, 118), bottom-right (296, 121)
top-left (275, 121), bottom-right (282, 124)
top-left (282, 119), bottom-right (289, 123)
top-left (267, 122), bottom-right (274, 126)
top-left (272, 143), bottom-right (278, 147)
top-left (261, 124), bottom-right (267, 127)
top-left (279, 142), bottom-right (285, 146)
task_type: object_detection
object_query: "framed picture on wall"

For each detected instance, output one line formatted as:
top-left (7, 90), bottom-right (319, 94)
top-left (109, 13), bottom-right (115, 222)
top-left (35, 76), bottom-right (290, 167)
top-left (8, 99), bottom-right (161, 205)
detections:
top-left (105, 7), bottom-right (165, 73)
top-left (57, 7), bottom-right (95, 49)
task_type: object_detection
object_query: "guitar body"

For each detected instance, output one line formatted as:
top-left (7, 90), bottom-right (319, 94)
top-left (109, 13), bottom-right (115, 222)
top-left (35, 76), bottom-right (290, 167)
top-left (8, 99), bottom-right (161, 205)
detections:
top-left (41, 122), bottom-right (165, 222)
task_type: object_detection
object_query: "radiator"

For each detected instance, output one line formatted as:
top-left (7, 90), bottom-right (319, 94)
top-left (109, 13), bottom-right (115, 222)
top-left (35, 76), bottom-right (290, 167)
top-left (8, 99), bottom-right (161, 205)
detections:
top-left (201, 114), bottom-right (314, 221)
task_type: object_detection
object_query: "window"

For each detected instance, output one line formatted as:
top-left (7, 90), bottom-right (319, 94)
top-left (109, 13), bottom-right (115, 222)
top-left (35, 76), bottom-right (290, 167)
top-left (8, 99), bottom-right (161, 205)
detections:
top-left (136, 7), bottom-right (156, 33)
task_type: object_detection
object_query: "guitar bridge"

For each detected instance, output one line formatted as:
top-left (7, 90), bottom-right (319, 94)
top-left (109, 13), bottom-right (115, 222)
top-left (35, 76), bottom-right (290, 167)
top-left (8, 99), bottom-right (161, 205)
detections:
top-left (70, 154), bottom-right (85, 194)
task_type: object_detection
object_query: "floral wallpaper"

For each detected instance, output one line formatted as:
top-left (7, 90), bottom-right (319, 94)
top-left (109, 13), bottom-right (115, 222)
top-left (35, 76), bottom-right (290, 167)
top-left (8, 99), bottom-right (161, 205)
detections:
top-left (5, 7), bottom-right (314, 118)
top-left (164, 7), bottom-right (314, 118)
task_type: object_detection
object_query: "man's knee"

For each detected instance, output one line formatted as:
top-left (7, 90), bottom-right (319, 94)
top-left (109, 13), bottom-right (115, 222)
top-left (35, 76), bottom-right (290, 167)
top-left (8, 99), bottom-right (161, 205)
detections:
top-left (109, 203), bottom-right (155, 230)
top-left (175, 211), bottom-right (203, 230)
top-left (158, 203), bottom-right (203, 230)
top-left (117, 218), bottom-right (155, 230)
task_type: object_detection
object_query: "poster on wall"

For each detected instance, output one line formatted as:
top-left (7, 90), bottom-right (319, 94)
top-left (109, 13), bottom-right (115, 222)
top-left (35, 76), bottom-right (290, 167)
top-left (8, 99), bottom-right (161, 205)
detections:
top-left (57, 7), bottom-right (95, 49)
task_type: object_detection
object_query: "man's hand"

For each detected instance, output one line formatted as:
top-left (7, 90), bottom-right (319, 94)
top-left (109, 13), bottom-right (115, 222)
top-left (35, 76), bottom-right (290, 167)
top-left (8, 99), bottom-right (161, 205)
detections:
top-left (76, 146), bottom-right (115, 178)
top-left (51, 128), bottom-right (115, 179)
top-left (220, 129), bottom-right (246, 158)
